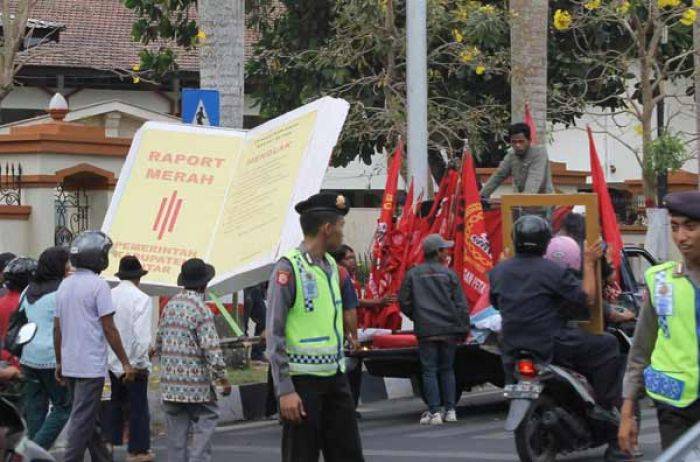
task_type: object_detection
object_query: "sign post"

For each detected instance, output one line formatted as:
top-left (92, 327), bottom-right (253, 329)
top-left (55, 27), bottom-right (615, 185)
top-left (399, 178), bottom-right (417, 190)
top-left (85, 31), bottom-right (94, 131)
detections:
top-left (181, 88), bottom-right (221, 127)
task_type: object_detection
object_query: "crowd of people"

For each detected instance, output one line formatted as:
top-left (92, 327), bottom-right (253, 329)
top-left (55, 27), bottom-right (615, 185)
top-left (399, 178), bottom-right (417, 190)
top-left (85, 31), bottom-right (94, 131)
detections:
top-left (0, 140), bottom-right (697, 462)
top-left (0, 233), bottom-right (230, 462)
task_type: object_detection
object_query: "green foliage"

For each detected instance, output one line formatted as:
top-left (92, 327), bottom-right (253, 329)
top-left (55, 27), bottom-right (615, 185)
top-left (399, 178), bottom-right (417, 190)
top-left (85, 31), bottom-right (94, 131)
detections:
top-left (123, 0), bottom-right (200, 76)
top-left (646, 132), bottom-right (693, 177)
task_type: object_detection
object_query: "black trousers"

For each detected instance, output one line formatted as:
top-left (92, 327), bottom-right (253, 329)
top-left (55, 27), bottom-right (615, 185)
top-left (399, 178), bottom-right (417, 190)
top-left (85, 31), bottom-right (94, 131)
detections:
top-left (107, 371), bottom-right (151, 453)
top-left (282, 373), bottom-right (364, 462)
top-left (552, 328), bottom-right (623, 410)
top-left (656, 399), bottom-right (700, 450)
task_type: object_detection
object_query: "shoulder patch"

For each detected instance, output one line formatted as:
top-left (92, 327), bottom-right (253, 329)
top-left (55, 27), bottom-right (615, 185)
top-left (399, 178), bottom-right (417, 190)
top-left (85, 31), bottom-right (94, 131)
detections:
top-left (276, 270), bottom-right (291, 286)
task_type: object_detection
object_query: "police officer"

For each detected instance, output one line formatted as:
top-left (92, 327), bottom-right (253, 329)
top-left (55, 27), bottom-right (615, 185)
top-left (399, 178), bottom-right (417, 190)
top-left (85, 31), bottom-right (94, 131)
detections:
top-left (266, 193), bottom-right (364, 462)
top-left (619, 191), bottom-right (700, 453)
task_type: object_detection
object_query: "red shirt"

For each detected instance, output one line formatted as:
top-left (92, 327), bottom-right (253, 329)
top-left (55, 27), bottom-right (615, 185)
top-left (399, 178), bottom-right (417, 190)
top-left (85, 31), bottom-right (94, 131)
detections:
top-left (0, 290), bottom-right (20, 341)
top-left (0, 290), bottom-right (21, 366)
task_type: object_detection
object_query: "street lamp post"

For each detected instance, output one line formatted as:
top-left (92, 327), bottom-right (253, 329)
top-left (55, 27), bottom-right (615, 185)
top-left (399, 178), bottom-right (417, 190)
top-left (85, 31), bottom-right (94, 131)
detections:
top-left (406, 0), bottom-right (430, 198)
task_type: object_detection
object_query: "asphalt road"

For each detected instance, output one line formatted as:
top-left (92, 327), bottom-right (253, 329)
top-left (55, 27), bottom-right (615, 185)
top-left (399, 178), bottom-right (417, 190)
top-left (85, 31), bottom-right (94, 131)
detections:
top-left (127, 390), bottom-right (663, 462)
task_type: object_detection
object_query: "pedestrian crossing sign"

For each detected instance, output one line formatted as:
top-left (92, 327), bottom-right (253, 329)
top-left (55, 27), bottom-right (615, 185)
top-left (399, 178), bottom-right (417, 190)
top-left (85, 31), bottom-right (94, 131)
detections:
top-left (182, 88), bottom-right (220, 127)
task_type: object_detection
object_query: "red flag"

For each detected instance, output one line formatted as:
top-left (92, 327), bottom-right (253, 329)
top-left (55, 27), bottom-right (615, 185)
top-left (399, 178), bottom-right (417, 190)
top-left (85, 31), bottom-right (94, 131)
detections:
top-left (459, 151), bottom-right (493, 305)
top-left (587, 126), bottom-right (623, 281)
top-left (367, 143), bottom-right (404, 301)
top-left (524, 103), bottom-right (538, 145)
top-left (372, 144), bottom-right (403, 262)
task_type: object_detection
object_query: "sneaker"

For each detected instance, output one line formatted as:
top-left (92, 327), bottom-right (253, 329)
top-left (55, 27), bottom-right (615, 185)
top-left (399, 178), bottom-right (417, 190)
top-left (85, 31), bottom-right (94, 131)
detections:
top-left (429, 412), bottom-right (443, 425)
top-left (444, 409), bottom-right (457, 422)
top-left (419, 411), bottom-right (433, 425)
top-left (126, 452), bottom-right (155, 462)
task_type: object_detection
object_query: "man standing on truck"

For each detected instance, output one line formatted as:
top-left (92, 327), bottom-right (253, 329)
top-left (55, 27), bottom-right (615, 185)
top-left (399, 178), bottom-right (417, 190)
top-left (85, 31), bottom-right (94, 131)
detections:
top-left (619, 191), bottom-right (700, 453)
top-left (399, 234), bottom-right (470, 426)
top-left (266, 192), bottom-right (364, 462)
top-left (479, 123), bottom-right (554, 199)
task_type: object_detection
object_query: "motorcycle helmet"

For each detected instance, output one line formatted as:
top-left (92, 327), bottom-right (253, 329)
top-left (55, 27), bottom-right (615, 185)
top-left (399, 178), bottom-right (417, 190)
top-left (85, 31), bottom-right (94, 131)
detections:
top-left (3, 257), bottom-right (37, 292)
top-left (512, 215), bottom-right (552, 256)
top-left (69, 231), bottom-right (113, 273)
top-left (545, 236), bottom-right (582, 271)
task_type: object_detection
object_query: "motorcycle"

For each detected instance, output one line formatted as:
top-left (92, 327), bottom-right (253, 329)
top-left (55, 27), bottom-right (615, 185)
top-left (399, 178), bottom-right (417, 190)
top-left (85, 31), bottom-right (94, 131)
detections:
top-left (503, 328), bottom-right (631, 462)
top-left (0, 323), bottom-right (55, 462)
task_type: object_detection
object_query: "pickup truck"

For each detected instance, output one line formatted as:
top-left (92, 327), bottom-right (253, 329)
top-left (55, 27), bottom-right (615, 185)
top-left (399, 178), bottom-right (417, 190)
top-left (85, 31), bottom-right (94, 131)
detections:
top-left (352, 245), bottom-right (659, 401)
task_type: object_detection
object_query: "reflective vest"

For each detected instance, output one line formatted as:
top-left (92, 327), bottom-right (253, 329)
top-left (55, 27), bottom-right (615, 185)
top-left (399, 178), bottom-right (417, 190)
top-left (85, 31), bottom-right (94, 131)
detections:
top-left (284, 248), bottom-right (345, 377)
top-left (643, 261), bottom-right (699, 408)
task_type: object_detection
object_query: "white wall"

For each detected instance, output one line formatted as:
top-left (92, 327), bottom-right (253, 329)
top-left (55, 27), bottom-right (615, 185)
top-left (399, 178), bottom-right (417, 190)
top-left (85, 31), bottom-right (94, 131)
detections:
top-left (1, 87), bottom-right (261, 117)
top-left (549, 79), bottom-right (698, 183)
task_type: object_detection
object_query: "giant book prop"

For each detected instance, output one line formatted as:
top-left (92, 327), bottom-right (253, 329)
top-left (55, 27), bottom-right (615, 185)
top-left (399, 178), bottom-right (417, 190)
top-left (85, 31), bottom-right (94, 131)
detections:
top-left (102, 97), bottom-right (350, 294)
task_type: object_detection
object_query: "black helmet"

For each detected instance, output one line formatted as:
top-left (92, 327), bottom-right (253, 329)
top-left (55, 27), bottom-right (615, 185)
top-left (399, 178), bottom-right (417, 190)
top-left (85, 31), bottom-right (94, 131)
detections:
top-left (3, 256), bottom-right (38, 291)
top-left (513, 215), bottom-right (552, 256)
top-left (69, 231), bottom-right (113, 273)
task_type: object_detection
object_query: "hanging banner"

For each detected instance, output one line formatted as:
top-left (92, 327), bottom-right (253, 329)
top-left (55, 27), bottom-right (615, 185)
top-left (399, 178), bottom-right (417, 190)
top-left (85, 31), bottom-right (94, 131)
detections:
top-left (103, 97), bottom-right (350, 293)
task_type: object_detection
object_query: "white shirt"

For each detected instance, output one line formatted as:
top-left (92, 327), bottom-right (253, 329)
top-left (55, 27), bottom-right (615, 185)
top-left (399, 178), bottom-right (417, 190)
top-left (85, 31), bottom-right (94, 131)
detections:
top-left (108, 280), bottom-right (153, 374)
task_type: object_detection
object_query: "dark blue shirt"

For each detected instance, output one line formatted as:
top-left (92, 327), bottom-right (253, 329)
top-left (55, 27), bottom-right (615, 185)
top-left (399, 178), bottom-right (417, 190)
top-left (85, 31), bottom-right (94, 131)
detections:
top-left (489, 254), bottom-right (589, 363)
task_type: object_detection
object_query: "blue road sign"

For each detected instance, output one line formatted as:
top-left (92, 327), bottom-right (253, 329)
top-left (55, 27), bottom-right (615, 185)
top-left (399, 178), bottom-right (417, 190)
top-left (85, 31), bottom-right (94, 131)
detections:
top-left (182, 88), bottom-right (220, 127)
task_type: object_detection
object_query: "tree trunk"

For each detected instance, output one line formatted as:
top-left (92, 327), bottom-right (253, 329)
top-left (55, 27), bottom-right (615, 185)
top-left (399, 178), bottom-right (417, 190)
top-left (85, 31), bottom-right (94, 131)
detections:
top-left (0, 1), bottom-right (33, 105)
top-left (509, 0), bottom-right (548, 141)
top-left (198, 0), bottom-right (245, 129)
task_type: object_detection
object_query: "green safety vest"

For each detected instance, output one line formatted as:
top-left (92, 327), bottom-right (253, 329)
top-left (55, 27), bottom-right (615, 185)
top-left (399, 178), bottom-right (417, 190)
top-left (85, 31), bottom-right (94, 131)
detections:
top-left (284, 248), bottom-right (345, 377)
top-left (644, 261), bottom-right (699, 408)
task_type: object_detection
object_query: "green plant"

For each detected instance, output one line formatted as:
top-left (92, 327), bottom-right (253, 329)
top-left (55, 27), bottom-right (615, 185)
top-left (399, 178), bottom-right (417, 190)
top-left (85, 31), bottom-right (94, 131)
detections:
top-left (646, 132), bottom-right (694, 177)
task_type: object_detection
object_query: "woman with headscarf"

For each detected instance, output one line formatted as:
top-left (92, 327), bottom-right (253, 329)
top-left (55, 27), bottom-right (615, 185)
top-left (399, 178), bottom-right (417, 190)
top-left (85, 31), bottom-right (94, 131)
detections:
top-left (20, 246), bottom-right (72, 450)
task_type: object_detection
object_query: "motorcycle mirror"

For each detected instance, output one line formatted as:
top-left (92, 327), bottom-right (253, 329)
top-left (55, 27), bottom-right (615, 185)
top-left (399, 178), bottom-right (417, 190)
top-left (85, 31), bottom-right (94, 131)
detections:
top-left (16, 323), bottom-right (37, 346)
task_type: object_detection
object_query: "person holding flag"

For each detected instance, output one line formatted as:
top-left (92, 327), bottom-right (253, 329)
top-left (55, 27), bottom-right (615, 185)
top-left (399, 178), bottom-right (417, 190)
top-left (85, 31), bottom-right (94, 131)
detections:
top-left (480, 122), bottom-right (553, 200)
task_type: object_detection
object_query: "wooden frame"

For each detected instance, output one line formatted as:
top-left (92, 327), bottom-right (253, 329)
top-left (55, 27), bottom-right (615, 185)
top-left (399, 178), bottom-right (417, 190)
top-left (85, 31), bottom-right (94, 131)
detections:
top-left (500, 194), bottom-right (603, 334)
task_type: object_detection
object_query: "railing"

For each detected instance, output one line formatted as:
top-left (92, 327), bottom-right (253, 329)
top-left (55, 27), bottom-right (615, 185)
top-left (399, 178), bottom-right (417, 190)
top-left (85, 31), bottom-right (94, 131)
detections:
top-left (0, 163), bottom-right (22, 206)
top-left (54, 184), bottom-right (89, 246)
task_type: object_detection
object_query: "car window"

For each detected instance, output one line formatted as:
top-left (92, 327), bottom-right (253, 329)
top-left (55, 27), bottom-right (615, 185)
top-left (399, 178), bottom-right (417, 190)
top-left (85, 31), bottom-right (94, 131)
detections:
top-left (627, 252), bottom-right (654, 288)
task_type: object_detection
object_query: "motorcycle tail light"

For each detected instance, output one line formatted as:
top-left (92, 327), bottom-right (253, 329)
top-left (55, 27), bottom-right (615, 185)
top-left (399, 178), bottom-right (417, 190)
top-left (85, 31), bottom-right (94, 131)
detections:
top-left (518, 358), bottom-right (537, 378)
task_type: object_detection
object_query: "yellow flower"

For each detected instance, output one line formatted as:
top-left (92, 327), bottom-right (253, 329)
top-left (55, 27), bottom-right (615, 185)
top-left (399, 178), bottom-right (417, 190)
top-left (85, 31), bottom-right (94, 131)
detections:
top-left (455, 6), bottom-right (469, 22)
top-left (695, 0), bottom-right (700, 8)
top-left (132, 76), bottom-right (141, 84)
top-left (680, 8), bottom-right (697, 25)
top-left (132, 64), bottom-right (140, 72)
top-left (452, 29), bottom-right (464, 43)
top-left (616, 0), bottom-right (631, 14)
top-left (584, 0), bottom-right (601, 10)
top-left (475, 65), bottom-right (486, 75)
top-left (478, 5), bottom-right (496, 14)
top-left (658, 0), bottom-right (681, 8)
top-left (459, 46), bottom-right (480, 63)
top-left (553, 9), bottom-right (573, 31)
top-left (634, 124), bottom-right (643, 136)
top-left (196, 29), bottom-right (207, 41)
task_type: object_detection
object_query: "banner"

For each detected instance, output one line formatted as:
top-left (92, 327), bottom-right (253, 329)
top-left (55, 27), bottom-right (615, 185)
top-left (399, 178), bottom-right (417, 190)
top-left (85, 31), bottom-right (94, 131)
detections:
top-left (103, 97), bottom-right (350, 293)
top-left (459, 153), bottom-right (493, 304)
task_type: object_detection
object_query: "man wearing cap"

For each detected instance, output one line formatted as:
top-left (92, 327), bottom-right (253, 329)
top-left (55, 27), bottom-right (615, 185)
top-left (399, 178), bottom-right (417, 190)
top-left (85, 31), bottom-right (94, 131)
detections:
top-left (619, 191), bottom-right (700, 453)
top-left (107, 256), bottom-right (154, 462)
top-left (154, 258), bottom-right (231, 462)
top-left (399, 234), bottom-right (470, 425)
top-left (266, 192), bottom-right (364, 462)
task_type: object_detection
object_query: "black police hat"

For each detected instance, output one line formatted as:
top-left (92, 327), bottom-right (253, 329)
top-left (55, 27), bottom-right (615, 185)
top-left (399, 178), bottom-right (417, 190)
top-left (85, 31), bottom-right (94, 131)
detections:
top-left (664, 191), bottom-right (700, 221)
top-left (294, 193), bottom-right (350, 216)
top-left (177, 258), bottom-right (215, 289)
top-left (115, 255), bottom-right (148, 280)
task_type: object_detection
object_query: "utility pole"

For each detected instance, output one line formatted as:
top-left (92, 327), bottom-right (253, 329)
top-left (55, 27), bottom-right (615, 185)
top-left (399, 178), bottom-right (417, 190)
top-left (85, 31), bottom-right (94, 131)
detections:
top-left (406, 0), bottom-right (429, 197)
